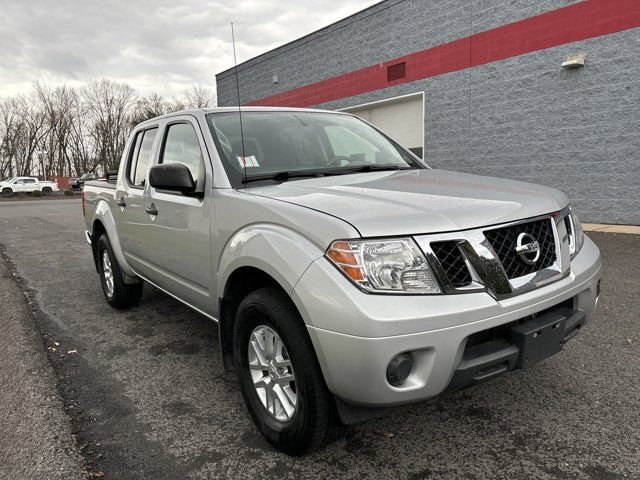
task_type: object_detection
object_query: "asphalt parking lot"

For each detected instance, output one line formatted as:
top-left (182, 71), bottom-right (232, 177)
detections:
top-left (0, 199), bottom-right (638, 480)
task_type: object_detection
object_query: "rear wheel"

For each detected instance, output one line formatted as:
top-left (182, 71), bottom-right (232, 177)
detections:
top-left (233, 287), bottom-right (344, 455)
top-left (96, 234), bottom-right (143, 309)
top-left (2, 188), bottom-right (13, 197)
top-left (42, 187), bottom-right (52, 194)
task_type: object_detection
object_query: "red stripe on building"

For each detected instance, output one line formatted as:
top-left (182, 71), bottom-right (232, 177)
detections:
top-left (247, 0), bottom-right (640, 107)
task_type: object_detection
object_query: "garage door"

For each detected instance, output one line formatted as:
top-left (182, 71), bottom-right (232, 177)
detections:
top-left (342, 93), bottom-right (424, 158)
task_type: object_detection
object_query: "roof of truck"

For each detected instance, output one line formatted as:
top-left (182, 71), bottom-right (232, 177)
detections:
top-left (135, 106), bottom-right (348, 127)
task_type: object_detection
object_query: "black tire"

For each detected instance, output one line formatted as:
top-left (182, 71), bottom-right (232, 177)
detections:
top-left (96, 233), bottom-right (143, 309)
top-left (233, 287), bottom-right (344, 455)
top-left (2, 188), bottom-right (12, 197)
top-left (42, 187), bottom-right (52, 194)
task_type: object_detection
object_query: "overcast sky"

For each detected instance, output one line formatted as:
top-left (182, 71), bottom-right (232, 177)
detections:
top-left (0, 0), bottom-right (376, 99)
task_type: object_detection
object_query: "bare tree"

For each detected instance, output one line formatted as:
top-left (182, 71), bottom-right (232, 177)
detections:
top-left (0, 80), bottom-right (217, 181)
top-left (67, 88), bottom-right (94, 175)
top-left (35, 82), bottom-right (78, 177)
top-left (82, 79), bottom-right (136, 172)
top-left (131, 85), bottom-right (216, 125)
top-left (0, 98), bottom-right (20, 178)
top-left (0, 95), bottom-right (49, 178)
top-left (130, 92), bottom-right (171, 126)
top-left (182, 85), bottom-right (216, 109)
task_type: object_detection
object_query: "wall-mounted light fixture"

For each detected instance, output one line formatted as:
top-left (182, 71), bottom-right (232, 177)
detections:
top-left (562, 52), bottom-right (587, 69)
top-left (272, 75), bottom-right (279, 84)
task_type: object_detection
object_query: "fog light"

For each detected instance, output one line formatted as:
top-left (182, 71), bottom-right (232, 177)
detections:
top-left (386, 353), bottom-right (413, 386)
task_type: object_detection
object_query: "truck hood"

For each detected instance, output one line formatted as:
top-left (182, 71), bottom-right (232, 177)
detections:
top-left (246, 169), bottom-right (569, 237)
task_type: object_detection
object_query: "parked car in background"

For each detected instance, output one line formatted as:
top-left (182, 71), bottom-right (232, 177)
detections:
top-left (0, 177), bottom-right (59, 197)
top-left (69, 173), bottom-right (98, 191)
top-left (82, 107), bottom-right (601, 455)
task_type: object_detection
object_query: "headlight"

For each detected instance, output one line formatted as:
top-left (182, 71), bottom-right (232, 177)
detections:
top-left (326, 238), bottom-right (442, 294)
top-left (566, 207), bottom-right (585, 258)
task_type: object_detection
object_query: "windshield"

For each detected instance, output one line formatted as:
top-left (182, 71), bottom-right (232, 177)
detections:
top-left (3, 177), bottom-right (16, 183)
top-left (206, 111), bottom-right (425, 187)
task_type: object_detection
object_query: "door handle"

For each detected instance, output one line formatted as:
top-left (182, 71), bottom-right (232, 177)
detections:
top-left (145, 204), bottom-right (158, 216)
top-left (116, 198), bottom-right (126, 208)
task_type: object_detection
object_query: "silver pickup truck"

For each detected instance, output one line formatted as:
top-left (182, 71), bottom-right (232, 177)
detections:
top-left (83, 107), bottom-right (602, 455)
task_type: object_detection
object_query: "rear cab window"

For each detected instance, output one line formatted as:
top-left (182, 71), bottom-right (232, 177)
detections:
top-left (127, 128), bottom-right (158, 188)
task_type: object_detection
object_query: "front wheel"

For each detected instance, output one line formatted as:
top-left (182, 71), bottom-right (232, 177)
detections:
top-left (96, 234), bottom-right (143, 309)
top-left (2, 188), bottom-right (13, 197)
top-left (233, 287), bottom-right (344, 455)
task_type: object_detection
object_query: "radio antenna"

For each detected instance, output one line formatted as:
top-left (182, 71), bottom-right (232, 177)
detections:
top-left (231, 22), bottom-right (248, 186)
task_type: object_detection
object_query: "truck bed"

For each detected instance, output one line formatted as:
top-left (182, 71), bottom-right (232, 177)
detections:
top-left (83, 180), bottom-right (117, 230)
top-left (85, 180), bottom-right (116, 190)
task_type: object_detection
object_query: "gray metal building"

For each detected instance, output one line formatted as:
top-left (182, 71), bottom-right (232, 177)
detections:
top-left (216, 0), bottom-right (640, 224)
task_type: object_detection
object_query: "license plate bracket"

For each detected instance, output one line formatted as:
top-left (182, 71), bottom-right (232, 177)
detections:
top-left (510, 311), bottom-right (567, 369)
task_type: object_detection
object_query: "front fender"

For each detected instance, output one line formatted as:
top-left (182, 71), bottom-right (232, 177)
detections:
top-left (91, 200), bottom-right (136, 280)
top-left (216, 224), bottom-right (329, 371)
top-left (217, 224), bottom-right (326, 302)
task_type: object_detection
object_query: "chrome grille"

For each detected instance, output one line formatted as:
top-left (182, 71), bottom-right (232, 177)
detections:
top-left (430, 241), bottom-right (472, 288)
top-left (484, 218), bottom-right (556, 279)
top-left (414, 209), bottom-right (570, 299)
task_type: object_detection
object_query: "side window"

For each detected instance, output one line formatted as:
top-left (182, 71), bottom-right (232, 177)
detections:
top-left (127, 132), bottom-right (143, 185)
top-left (160, 123), bottom-right (203, 186)
top-left (128, 128), bottom-right (158, 187)
top-left (25, 179), bottom-right (36, 184)
top-left (15, 179), bottom-right (24, 184)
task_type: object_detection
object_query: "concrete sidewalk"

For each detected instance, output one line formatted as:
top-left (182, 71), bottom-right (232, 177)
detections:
top-left (0, 253), bottom-right (86, 480)
top-left (583, 223), bottom-right (640, 235)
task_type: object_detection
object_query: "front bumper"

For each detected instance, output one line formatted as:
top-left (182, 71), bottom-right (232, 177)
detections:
top-left (293, 236), bottom-right (601, 407)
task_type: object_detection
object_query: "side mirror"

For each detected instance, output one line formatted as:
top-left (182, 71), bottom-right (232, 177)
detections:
top-left (149, 163), bottom-right (196, 195)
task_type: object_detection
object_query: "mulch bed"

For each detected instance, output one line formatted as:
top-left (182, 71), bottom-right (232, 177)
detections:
top-left (0, 193), bottom-right (81, 202)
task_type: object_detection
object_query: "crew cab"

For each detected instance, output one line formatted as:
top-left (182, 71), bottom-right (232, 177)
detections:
top-left (82, 107), bottom-right (602, 455)
top-left (1, 177), bottom-right (59, 196)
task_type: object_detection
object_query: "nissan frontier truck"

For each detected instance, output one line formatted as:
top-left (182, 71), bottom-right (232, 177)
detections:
top-left (82, 107), bottom-right (601, 455)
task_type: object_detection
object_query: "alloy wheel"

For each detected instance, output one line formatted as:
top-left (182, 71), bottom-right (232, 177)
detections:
top-left (102, 250), bottom-right (114, 297)
top-left (248, 325), bottom-right (297, 422)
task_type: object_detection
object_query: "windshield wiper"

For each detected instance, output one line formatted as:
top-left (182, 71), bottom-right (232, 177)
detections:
top-left (349, 164), bottom-right (408, 173)
top-left (242, 170), bottom-right (327, 184)
top-left (241, 164), bottom-right (412, 185)
top-left (318, 164), bottom-right (411, 175)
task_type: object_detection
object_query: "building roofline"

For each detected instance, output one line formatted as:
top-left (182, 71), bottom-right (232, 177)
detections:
top-left (216, 0), bottom-right (404, 79)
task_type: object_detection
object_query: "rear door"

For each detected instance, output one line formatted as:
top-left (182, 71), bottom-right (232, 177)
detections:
top-left (25, 179), bottom-right (38, 192)
top-left (117, 126), bottom-right (159, 271)
top-left (138, 116), bottom-right (213, 313)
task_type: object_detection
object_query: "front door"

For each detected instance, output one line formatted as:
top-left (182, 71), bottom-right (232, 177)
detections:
top-left (12, 179), bottom-right (25, 192)
top-left (139, 117), bottom-right (213, 313)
